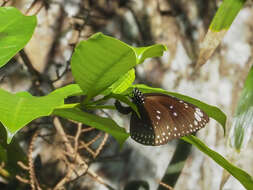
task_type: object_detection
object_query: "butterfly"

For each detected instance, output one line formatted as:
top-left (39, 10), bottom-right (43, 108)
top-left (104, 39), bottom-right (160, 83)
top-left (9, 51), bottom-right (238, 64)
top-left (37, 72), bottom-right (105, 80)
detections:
top-left (115, 88), bottom-right (209, 146)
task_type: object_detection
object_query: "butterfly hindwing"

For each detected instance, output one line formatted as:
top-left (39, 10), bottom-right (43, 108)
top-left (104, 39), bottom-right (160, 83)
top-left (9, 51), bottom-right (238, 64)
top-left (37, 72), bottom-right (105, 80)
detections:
top-left (130, 107), bottom-right (156, 145)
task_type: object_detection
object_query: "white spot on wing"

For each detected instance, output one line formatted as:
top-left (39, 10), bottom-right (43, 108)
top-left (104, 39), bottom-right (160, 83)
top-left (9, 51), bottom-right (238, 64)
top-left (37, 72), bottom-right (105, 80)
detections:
top-left (195, 108), bottom-right (204, 117)
top-left (195, 112), bottom-right (202, 122)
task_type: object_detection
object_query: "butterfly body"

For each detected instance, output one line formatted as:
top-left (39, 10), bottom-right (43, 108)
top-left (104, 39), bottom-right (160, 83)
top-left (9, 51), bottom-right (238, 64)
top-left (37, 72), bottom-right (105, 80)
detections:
top-left (130, 88), bottom-right (209, 146)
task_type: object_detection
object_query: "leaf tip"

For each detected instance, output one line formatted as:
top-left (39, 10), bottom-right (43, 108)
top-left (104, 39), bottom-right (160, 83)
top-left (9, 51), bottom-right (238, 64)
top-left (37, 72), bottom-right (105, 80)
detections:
top-left (90, 32), bottom-right (103, 40)
top-left (6, 130), bottom-right (15, 144)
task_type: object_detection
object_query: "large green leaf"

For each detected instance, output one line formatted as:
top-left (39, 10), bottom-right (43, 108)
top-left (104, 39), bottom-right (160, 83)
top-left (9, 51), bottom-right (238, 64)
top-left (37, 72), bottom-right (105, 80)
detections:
top-left (71, 33), bottom-right (167, 101)
top-left (53, 106), bottom-right (129, 147)
top-left (229, 65), bottom-right (253, 151)
top-left (197, 0), bottom-right (246, 67)
top-left (0, 84), bottom-right (82, 143)
top-left (123, 84), bottom-right (226, 132)
top-left (182, 135), bottom-right (253, 190)
top-left (71, 33), bottom-right (136, 101)
top-left (0, 7), bottom-right (36, 67)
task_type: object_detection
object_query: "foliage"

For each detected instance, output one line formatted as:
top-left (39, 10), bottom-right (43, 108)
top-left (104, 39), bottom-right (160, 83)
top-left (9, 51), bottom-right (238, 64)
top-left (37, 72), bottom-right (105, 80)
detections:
top-left (0, 7), bottom-right (36, 67)
top-left (182, 136), bottom-right (253, 190)
top-left (197, 0), bottom-right (247, 67)
top-left (0, 4), bottom-right (253, 190)
top-left (229, 65), bottom-right (253, 151)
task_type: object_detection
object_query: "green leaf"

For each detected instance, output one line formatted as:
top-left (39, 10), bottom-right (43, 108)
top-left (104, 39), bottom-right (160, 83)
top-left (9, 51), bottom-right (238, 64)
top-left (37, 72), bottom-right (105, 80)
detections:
top-left (103, 69), bottom-right (135, 95)
top-left (132, 44), bottom-right (167, 64)
top-left (0, 84), bottom-right (82, 143)
top-left (210, 0), bottom-right (246, 31)
top-left (229, 65), bottom-right (253, 151)
top-left (197, 0), bottom-right (246, 67)
top-left (53, 106), bottom-right (129, 147)
top-left (124, 84), bottom-right (226, 132)
top-left (71, 32), bottom-right (136, 101)
top-left (182, 135), bottom-right (253, 190)
top-left (71, 33), bottom-right (167, 101)
top-left (0, 7), bottom-right (36, 67)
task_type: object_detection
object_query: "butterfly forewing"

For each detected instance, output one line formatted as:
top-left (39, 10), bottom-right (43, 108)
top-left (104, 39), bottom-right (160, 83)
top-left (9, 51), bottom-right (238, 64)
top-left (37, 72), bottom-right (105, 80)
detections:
top-left (130, 92), bottom-right (209, 146)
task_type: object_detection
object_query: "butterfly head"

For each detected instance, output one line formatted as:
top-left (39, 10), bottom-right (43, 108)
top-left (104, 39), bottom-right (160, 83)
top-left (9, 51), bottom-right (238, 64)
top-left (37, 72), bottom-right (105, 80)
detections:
top-left (132, 88), bottom-right (145, 105)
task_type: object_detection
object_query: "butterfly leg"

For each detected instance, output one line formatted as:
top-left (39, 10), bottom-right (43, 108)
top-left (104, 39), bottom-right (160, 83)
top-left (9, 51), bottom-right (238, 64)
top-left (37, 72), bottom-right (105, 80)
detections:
top-left (114, 100), bottom-right (132, 114)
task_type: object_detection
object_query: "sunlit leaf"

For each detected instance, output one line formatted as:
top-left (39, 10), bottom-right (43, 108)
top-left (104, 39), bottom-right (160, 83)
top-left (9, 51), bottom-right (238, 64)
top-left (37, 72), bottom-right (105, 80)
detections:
top-left (71, 32), bottom-right (136, 101)
top-left (71, 33), bottom-right (167, 102)
top-left (0, 7), bottom-right (36, 67)
top-left (0, 84), bottom-right (82, 143)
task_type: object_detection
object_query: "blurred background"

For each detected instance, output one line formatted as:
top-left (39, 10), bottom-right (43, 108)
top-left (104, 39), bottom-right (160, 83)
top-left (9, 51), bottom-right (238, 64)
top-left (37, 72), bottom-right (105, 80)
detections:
top-left (0, 0), bottom-right (253, 190)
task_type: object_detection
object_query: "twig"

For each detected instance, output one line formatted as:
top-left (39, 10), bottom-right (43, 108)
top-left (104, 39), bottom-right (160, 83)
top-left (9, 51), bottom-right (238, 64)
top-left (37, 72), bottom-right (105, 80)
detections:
top-left (73, 123), bottom-right (82, 162)
top-left (19, 50), bottom-right (42, 81)
top-left (25, 0), bottom-right (45, 16)
top-left (16, 175), bottom-right (30, 184)
top-left (81, 127), bottom-right (95, 133)
top-left (28, 130), bottom-right (42, 190)
top-left (0, 0), bottom-right (10, 6)
top-left (79, 141), bottom-right (95, 156)
top-left (17, 161), bottom-right (29, 171)
top-left (86, 133), bottom-right (103, 147)
top-left (159, 181), bottom-right (174, 190)
top-left (0, 163), bottom-right (10, 178)
top-left (51, 61), bottom-right (70, 83)
top-left (53, 117), bottom-right (115, 190)
top-left (78, 132), bottom-right (103, 158)
top-left (93, 133), bottom-right (109, 158)
top-left (53, 159), bottom-right (73, 190)
top-left (19, 49), bottom-right (54, 93)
